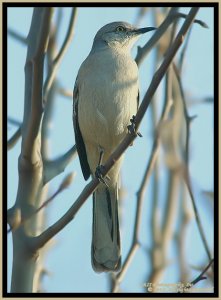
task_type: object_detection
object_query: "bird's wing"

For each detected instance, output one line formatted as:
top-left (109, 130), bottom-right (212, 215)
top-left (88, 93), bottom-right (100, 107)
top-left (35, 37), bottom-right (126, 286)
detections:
top-left (73, 78), bottom-right (91, 180)
top-left (137, 90), bottom-right (140, 111)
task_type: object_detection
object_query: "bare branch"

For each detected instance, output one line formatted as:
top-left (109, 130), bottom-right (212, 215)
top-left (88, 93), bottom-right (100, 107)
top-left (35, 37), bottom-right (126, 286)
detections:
top-left (43, 8), bottom-right (77, 103)
top-left (176, 187), bottom-right (192, 283)
top-left (135, 8), bottom-right (208, 66)
top-left (173, 63), bottom-right (212, 264)
top-left (29, 7), bottom-right (200, 252)
top-left (7, 126), bottom-right (21, 150)
top-left (54, 7), bottom-right (63, 41)
top-left (176, 12), bottom-right (208, 29)
top-left (8, 173), bottom-right (76, 234)
top-left (185, 171), bottom-right (213, 263)
top-left (8, 28), bottom-right (27, 44)
top-left (43, 145), bottom-right (77, 184)
top-left (147, 62), bottom-right (177, 289)
top-left (187, 96), bottom-right (214, 106)
top-left (178, 26), bottom-right (193, 72)
top-left (21, 8), bottom-right (54, 163)
top-left (176, 259), bottom-right (214, 293)
top-left (191, 258), bottom-right (214, 286)
top-left (8, 117), bottom-right (21, 127)
top-left (134, 7), bottom-right (149, 27)
top-left (57, 87), bottom-right (73, 99)
top-left (113, 63), bottom-right (175, 289)
top-left (134, 8), bottom-right (200, 132)
top-left (112, 139), bottom-right (160, 293)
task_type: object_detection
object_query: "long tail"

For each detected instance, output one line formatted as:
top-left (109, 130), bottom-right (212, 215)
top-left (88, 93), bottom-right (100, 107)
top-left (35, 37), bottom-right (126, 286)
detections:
top-left (92, 184), bottom-right (121, 272)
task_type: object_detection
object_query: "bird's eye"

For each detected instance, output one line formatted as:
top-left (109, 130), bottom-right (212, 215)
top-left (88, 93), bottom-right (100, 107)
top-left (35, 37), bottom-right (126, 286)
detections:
top-left (116, 26), bottom-right (125, 32)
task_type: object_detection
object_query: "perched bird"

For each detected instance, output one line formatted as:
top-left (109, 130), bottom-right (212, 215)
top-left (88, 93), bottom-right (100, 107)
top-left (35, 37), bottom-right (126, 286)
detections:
top-left (73, 21), bottom-right (155, 272)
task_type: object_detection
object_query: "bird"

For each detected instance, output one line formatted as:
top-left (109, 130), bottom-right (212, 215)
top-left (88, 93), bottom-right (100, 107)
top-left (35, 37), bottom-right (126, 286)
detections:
top-left (73, 21), bottom-right (156, 272)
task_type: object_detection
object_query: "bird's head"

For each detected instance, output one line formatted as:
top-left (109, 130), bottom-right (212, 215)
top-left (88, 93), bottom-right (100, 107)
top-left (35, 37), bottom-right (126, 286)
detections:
top-left (92, 21), bottom-right (156, 51)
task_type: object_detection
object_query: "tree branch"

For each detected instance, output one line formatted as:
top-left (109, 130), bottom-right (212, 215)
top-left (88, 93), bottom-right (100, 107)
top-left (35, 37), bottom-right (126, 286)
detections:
top-left (190, 258), bottom-right (214, 286)
top-left (112, 64), bottom-right (176, 290)
top-left (43, 8), bottom-right (77, 103)
top-left (112, 139), bottom-right (160, 293)
top-left (43, 145), bottom-right (77, 184)
top-left (147, 52), bottom-right (178, 289)
top-left (57, 86), bottom-right (73, 99)
top-left (21, 8), bottom-right (54, 164)
top-left (7, 117), bottom-right (21, 127)
top-left (135, 8), bottom-right (208, 66)
top-left (10, 8), bottom-right (54, 293)
top-left (173, 63), bottom-right (213, 265)
top-left (29, 7), bottom-right (200, 252)
top-left (7, 126), bottom-right (21, 150)
top-left (8, 173), bottom-right (76, 233)
top-left (8, 28), bottom-right (27, 44)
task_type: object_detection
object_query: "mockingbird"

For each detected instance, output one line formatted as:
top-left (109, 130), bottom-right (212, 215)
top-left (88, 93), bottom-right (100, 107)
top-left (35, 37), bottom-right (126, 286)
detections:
top-left (73, 21), bottom-right (155, 272)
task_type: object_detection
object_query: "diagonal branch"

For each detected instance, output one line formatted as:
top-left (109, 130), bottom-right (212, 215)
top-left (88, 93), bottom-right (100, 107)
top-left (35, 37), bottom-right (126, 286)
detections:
top-left (134, 8), bottom-right (200, 131)
top-left (7, 117), bottom-right (21, 127)
top-left (173, 63), bottom-right (213, 265)
top-left (135, 8), bottom-right (208, 66)
top-left (8, 28), bottom-right (27, 44)
top-left (29, 7), bottom-right (200, 251)
top-left (177, 258), bottom-right (214, 293)
top-left (191, 258), bottom-right (214, 286)
top-left (22, 8), bottom-right (54, 163)
top-left (43, 145), bottom-right (77, 184)
top-left (8, 173), bottom-right (76, 233)
top-left (112, 139), bottom-right (160, 293)
top-left (43, 8), bottom-right (77, 103)
top-left (111, 58), bottom-right (175, 290)
top-left (7, 126), bottom-right (21, 150)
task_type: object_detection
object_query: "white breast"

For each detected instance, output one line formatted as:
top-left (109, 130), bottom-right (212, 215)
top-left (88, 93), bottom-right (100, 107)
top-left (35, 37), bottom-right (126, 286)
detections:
top-left (78, 48), bottom-right (139, 151)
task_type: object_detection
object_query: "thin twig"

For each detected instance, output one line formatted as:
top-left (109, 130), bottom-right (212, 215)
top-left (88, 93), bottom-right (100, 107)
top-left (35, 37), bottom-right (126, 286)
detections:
top-left (176, 186), bottom-right (191, 284)
top-left (112, 139), bottom-right (160, 292)
top-left (7, 127), bottom-right (21, 150)
top-left (43, 8), bottom-right (77, 103)
top-left (7, 117), bottom-right (21, 127)
top-left (134, 7), bottom-right (149, 27)
top-left (191, 259), bottom-right (214, 286)
top-left (8, 28), bottom-right (27, 44)
top-left (134, 8), bottom-right (200, 131)
top-left (29, 7), bottom-right (200, 252)
top-left (173, 24), bottom-right (196, 284)
top-left (176, 258), bottom-right (214, 293)
top-left (135, 8), bottom-right (208, 66)
top-left (112, 68), bottom-right (174, 289)
top-left (8, 173), bottom-right (76, 234)
top-left (57, 87), bottom-right (73, 99)
top-left (185, 172), bottom-right (213, 263)
top-left (173, 63), bottom-right (212, 264)
top-left (135, 7), bottom-right (178, 66)
top-left (43, 145), bottom-right (77, 184)
top-left (178, 26), bottom-right (193, 73)
top-left (147, 64), bottom-right (176, 289)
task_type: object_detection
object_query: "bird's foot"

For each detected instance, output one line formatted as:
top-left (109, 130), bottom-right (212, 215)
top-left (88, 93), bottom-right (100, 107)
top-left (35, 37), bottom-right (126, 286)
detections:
top-left (127, 115), bottom-right (142, 137)
top-left (95, 165), bottom-right (110, 187)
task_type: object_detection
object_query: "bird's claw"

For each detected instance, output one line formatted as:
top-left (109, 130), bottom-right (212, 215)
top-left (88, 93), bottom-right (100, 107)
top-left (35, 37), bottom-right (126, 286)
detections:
top-left (95, 165), bottom-right (110, 187)
top-left (127, 115), bottom-right (142, 137)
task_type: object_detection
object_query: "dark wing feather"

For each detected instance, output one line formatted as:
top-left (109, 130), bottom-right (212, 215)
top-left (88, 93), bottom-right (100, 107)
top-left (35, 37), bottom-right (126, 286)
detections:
top-left (137, 90), bottom-right (140, 111)
top-left (73, 80), bottom-right (91, 180)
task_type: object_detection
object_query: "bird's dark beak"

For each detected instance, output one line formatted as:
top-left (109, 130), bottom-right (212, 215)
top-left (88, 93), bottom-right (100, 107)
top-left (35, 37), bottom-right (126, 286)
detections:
top-left (133, 27), bottom-right (156, 35)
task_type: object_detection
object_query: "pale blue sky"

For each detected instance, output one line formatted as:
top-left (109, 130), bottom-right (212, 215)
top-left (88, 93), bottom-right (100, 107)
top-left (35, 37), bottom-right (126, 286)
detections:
top-left (7, 7), bottom-right (214, 293)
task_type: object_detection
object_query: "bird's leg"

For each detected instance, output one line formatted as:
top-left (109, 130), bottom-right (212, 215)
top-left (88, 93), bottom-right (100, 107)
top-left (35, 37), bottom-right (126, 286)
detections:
top-left (127, 115), bottom-right (142, 137)
top-left (98, 146), bottom-right (104, 166)
top-left (95, 146), bottom-right (110, 187)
